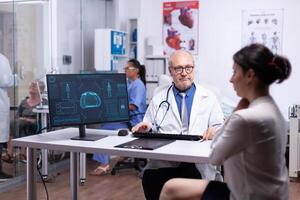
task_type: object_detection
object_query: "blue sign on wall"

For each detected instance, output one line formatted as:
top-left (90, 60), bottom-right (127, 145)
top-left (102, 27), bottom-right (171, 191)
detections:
top-left (111, 30), bottom-right (126, 55)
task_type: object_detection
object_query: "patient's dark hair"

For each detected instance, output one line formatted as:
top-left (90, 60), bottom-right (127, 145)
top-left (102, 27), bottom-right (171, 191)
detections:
top-left (128, 59), bottom-right (146, 86)
top-left (233, 43), bottom-right (291, 85)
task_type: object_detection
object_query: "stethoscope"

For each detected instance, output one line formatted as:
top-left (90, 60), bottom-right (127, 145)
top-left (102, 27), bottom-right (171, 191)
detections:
top-left (152, 85), bottom-right (173, 131)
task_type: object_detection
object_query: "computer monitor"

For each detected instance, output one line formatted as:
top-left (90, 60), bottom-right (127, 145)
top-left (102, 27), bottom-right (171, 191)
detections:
top-left (46, 73), bottom-right (129, 141)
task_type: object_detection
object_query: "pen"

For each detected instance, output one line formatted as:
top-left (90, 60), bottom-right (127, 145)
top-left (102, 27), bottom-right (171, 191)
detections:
top-left (211, 123), bottom-right (222, 128)
top-left (199, 138), bottom-right (205, 143)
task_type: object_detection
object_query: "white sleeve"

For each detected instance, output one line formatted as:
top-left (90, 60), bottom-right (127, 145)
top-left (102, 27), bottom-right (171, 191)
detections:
top-left (143, 99), bottom-right (156, 125)
top-left (208, 95), bottom-right (225, 128)
top-left (0, 54), bottom-right (14, 88)
top-left (209, 113), bottom-right (250, 165)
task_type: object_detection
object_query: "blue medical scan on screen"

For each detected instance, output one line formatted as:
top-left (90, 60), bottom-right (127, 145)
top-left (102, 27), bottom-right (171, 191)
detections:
top-left (47, 73), bottom-right (129, 127)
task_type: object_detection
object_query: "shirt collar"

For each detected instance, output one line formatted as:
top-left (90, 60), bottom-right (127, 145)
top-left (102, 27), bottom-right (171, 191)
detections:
top-left (172, 83), bottom-right (196, 97)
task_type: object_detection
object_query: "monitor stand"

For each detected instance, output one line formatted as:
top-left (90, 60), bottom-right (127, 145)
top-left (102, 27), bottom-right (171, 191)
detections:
top-left (71, 125), bottom-right (107, 141)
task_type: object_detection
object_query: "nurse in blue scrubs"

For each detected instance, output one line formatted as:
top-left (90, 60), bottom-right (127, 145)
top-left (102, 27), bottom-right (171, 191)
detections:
top-left (90, 59), bottom-right (147, 176)
top-left (125, 59), bottom-right (147, 128)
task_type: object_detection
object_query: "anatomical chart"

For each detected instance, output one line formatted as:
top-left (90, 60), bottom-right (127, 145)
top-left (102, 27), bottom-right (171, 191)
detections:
top-left (242, 9), bottom-right (283, 54)
top-left (163, 1), bottom-right (199, 55)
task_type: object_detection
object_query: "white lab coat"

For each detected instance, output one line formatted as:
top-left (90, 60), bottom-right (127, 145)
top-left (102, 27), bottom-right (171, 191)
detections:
top-left (143, 83), bottom-right (224, 180)
top-left (0, 53), bottom-right (14, 143)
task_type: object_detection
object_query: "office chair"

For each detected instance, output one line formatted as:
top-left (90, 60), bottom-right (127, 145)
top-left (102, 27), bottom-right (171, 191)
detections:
top-left (110, 157), bottom-right (147, 175)
top-left (110, 75), bottom-right (172, 175)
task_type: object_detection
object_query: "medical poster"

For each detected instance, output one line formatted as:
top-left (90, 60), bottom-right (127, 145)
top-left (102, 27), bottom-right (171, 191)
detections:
top-left (163, 1), bottom-right (199, 55)
top-left (242, 9), bottom-right (283, 54)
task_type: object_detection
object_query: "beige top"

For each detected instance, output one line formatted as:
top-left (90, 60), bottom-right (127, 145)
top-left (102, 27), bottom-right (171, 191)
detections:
top-left (210, 96), bottom-right (288, 200)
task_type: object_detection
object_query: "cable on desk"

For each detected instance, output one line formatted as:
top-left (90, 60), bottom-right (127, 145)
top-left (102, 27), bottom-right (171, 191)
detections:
top-left (36, 127), bottom-right (49, 134)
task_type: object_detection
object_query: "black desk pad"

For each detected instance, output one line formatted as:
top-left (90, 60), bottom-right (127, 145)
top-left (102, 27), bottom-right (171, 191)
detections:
top-left (115, 138), bottom-right (175, 150)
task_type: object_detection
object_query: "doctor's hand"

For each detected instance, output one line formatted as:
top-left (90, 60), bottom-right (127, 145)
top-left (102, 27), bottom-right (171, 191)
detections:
top-left (202, 127), bottom-right (216, 140)
top-left (131, 122), bottom-right (152, 133)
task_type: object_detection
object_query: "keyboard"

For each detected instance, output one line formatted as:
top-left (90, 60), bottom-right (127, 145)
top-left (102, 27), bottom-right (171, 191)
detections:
top-left (132, 132), bottom-right (203, 141)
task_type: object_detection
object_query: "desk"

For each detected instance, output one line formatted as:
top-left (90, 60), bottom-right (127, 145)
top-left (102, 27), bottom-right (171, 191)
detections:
top-left (13, 128), bottom-right (211, 200)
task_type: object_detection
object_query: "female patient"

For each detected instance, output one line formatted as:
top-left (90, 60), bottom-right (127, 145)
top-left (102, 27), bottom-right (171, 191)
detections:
top-left (3, 81), bottom-right (46, 163)
top-left (160, 44), bottom-right (291, 200)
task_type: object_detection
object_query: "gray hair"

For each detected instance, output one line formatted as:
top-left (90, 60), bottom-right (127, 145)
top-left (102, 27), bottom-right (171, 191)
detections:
top-left (168, 50), bottom-right (194, 67)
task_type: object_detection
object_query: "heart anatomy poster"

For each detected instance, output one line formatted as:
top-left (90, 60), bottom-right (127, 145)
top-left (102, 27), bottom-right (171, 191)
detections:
top-left (242, 9), bottom-right (283, 54)
top-left (163, 1), bottom-right (199, 56)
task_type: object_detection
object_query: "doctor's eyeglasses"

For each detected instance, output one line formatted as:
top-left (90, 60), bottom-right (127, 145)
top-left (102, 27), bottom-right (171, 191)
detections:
top-left (172, 65), bottom-right (194, 74)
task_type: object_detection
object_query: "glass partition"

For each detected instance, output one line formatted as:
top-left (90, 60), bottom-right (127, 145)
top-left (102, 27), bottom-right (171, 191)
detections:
top-left (0, 0), bottom-right (51, 182)
top-left (0, 0), bottom-right (110, 187)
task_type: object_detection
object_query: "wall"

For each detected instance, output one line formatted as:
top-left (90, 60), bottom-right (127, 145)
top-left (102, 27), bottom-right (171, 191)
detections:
top-left (121, 0), bottom-right (300, 118)
top-left (115, 0), bottom-right (142, 61)
top-left (54, 0), bottom-right (107, 73)
top-left (55, 0), bottom-right (81, 73)
top-left (82, 0), bottom-right (107, 71)
top-left (197, 0), bottom-right (300, 118)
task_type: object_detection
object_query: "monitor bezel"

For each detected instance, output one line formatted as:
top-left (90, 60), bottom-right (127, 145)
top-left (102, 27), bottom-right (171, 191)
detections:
top-left (46, 73), bottom-right (130, 128)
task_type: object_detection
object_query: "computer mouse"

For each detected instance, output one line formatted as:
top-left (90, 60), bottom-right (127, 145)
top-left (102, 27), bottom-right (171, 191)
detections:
top-left (118, 129), bottom-right (129, 136)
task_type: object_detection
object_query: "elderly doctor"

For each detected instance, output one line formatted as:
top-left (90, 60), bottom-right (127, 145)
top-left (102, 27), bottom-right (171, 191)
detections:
top-left (132, 50), bottom-right (224, 200)
top-left (0, 53), bottom-right (14, 180)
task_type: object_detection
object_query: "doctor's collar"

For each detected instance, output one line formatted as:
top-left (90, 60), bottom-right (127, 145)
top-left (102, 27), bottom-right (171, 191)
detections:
top-left (172, 83), bottom-right (195, 96)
